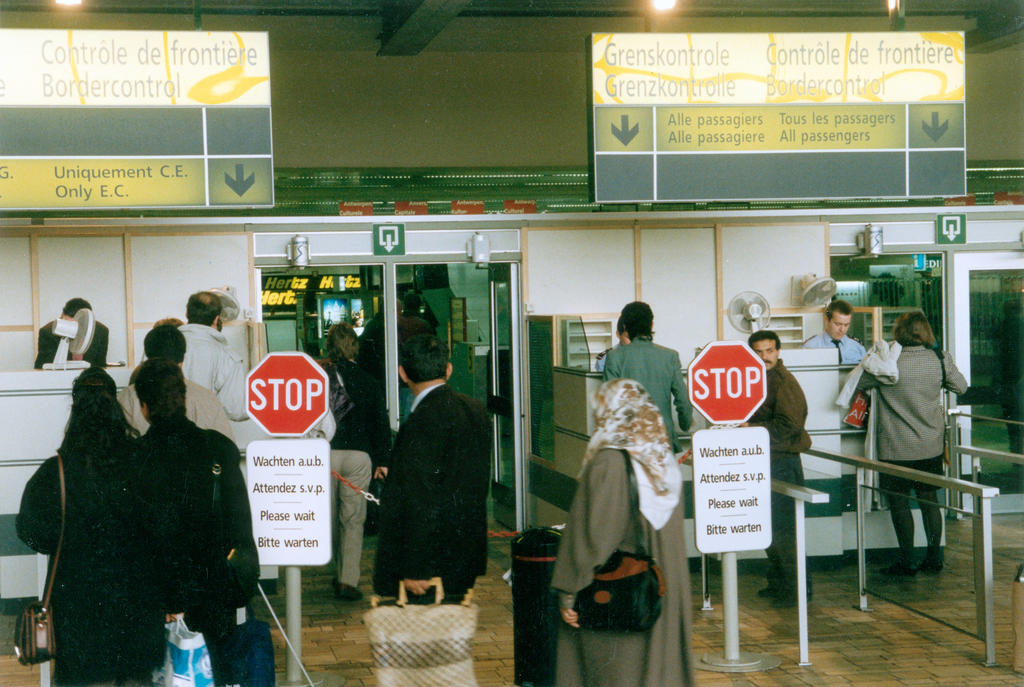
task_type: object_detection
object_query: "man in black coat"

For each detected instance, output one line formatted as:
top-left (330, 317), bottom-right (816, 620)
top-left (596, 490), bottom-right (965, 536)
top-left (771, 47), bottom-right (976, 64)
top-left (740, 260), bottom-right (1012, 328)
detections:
top-left (34, 297), bottom-right (110, 368)
top-left (373, 334), bottom-right (491, 599)
top-left (134, 358), bottom-right (257, 685)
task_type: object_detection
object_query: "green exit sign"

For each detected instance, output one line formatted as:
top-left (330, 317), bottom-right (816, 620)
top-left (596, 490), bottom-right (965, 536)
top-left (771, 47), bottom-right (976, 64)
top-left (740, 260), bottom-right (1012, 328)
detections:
top-left (373, 224), bottom-right (406, 256)
top-left (936, 214), bottom-right (966, 244)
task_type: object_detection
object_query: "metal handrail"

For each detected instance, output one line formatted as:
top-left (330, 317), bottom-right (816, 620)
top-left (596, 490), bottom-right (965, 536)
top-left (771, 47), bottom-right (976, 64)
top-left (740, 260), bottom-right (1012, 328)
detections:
top-left (804, 445), bottom-right (1000, 667)
top-left (955, 444), bottom-right (1024, 467)
top-left (805, 446), bottom-right (999, 497)
top-left (949, 408), bottom-right (1024, 427)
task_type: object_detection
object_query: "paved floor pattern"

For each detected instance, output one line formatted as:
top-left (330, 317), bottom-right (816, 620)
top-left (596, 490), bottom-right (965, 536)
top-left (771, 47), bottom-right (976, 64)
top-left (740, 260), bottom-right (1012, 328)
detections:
top-left (1, 514), bottom-right (1021, 686)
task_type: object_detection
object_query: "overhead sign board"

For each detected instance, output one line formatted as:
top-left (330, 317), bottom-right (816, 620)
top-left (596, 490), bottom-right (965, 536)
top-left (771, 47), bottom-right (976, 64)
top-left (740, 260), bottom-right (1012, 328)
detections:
top-left (590, 32), bottom-right (965, 203)
top-left (0, 29), bottom-right (273, 209)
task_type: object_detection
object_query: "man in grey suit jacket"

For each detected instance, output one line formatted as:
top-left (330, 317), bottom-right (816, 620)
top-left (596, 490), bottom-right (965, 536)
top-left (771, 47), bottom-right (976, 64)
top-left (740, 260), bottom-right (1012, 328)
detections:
top-left (603, 301), bottom-right (692, 452)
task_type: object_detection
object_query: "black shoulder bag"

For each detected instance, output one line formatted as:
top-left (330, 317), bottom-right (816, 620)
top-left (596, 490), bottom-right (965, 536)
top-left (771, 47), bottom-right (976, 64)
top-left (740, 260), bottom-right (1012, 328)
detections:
top-left (573, 451), bottom-right (666, 632)
top-left (15, 454), bottom-right (65, 665)
top-left (210, 437), bottom-right (260, 609)
top-left (934, 348), bottom-right (952, 467)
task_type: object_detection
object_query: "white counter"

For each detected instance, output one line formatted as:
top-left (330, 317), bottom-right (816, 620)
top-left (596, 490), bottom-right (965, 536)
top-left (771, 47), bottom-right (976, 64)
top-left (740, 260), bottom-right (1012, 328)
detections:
top-left (0, 367), bottom-right (132, 600)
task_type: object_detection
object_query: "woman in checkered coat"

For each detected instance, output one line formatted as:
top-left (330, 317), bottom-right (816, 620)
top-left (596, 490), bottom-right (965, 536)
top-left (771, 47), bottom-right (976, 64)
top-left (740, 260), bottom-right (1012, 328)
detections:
top-left (858, 311), bottom-right (967, 576)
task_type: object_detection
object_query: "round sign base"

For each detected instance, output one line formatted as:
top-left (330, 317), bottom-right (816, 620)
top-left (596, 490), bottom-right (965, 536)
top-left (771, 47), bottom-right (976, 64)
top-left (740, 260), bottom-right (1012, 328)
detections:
top-left (276, 671), bottom-right (344, 687)
top-left (696, 651), bottom-right (781, 673)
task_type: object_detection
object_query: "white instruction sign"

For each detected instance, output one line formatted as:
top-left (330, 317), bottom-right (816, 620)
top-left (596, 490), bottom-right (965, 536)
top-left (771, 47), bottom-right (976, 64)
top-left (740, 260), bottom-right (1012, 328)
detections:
top-left (247, 438), bottom-right (331, 566)
top-left (692, 426), bottom-right (772, 554)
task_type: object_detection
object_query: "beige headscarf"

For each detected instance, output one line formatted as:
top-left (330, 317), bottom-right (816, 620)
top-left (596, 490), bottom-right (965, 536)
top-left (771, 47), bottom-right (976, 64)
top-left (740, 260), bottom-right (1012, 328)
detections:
top-left (583, 378), bottom-right (682, 530)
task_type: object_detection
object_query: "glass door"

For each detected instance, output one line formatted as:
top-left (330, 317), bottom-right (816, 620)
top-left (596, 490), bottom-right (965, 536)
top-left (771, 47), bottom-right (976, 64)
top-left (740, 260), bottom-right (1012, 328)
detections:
top-left (953, 252), bottom-right (1024, 512)
top-left (487, 263), bottom-right (523, 529)
top-left (398, 261), bottom-right (524, 530)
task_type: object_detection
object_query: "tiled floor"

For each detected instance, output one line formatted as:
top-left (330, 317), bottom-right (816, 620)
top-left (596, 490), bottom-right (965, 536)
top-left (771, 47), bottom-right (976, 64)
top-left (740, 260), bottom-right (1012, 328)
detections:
top-left (2, 514), bottom-right (1022, 686)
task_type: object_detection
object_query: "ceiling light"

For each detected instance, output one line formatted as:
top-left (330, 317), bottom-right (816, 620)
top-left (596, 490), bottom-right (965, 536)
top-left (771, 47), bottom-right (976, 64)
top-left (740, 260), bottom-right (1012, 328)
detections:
top-left (56, 0), bottom-right (83, 5)
top-left (653, 0), bottom-right (677, 10)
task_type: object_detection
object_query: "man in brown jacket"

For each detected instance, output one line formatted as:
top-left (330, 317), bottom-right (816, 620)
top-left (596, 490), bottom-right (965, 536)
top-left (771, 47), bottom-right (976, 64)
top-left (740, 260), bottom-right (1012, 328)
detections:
top-left (746, 330), bottom-right (812, 607)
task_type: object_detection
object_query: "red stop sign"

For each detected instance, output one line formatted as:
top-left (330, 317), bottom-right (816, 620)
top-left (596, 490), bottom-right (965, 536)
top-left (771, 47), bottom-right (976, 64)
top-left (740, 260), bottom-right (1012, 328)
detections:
top-left (688, 341), bottom-right (767, 424)
top-left (246, 352), bottom-right (329, 436)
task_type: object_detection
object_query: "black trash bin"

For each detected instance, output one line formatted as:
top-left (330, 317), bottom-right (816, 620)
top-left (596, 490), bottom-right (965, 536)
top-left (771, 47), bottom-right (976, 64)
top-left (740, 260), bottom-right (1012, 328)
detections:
top-left (511, 527), bottom-right (562, 687)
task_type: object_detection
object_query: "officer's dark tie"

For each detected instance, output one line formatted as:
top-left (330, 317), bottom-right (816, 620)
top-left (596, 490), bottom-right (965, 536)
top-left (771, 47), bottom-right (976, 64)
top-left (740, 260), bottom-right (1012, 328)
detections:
top-left (832, 339), bottom-right (842, 363)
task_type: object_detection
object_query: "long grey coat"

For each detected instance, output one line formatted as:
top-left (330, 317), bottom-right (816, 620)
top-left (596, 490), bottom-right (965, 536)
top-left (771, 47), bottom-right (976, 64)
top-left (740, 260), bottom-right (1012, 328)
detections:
top-left (550, 449), bottom-right (696, 687)
top-left (858, 345), bottom-right (967, 462)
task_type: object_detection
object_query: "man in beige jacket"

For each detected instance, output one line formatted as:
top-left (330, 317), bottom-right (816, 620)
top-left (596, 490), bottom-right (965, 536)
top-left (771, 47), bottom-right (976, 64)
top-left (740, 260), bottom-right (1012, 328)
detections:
top-left (119, 324), bottom-right (234, 441)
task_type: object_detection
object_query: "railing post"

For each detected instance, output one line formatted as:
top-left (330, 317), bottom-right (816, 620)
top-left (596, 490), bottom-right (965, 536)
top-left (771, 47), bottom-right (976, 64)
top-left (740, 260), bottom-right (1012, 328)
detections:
top-left (795, 498), bottom-right (811, 666)
top-left (855, 465), bottom-right (869, 612)
top-left (700, 553), bottom-right (712, 611)
top-left (974, 494), bottom-right (996, 666)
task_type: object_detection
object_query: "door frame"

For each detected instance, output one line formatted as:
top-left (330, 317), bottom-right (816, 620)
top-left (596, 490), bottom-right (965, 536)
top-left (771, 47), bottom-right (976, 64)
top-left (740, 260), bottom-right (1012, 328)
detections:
top-left (256, 253), bottom-right (528, 530)
top-left (952, 250), bottom-right (1024, 512)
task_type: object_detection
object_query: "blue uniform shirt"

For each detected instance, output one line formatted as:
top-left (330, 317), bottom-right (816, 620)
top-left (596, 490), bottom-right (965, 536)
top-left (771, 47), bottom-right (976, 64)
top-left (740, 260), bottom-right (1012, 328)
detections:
top-left (803, 332), bottom-right (866, 365)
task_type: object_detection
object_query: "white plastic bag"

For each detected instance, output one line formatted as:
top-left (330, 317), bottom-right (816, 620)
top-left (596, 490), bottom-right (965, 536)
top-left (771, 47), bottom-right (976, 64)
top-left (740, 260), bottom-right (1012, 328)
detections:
top-left (152, 617), bottom-right (214, 687)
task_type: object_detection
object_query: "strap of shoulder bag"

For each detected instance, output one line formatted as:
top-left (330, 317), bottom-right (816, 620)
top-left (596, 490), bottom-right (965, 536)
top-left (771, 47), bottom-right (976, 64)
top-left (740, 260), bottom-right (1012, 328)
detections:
top-left (933, 347), bottom-right (948, 388)
top-left (207, 431), bottom-right (227, 548)
top-left (620, 450), bottom-right (648, 556)
top-left (43, 454), bottom-right (67, 610)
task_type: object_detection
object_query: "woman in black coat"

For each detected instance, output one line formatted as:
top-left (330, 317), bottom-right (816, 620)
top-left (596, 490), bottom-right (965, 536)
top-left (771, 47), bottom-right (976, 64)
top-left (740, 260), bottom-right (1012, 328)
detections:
top-left (17, 367), bottom-right (166, 686)
top-left (322, 322), bottom-right (392, 599)
top-left (132, 358), bottom-right (257, 685)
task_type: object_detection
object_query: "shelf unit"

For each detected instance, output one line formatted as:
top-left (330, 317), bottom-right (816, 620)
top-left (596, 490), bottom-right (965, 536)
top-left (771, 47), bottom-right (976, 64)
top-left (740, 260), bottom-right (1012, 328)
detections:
top-left (767, 308), bottom-right (817, 349)
top-left (559, 315), bottom-right (616, 371)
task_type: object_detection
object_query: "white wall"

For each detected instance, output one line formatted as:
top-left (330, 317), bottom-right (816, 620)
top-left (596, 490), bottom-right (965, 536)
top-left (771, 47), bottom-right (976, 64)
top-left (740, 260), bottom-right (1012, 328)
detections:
top-left (719, 223), bottom-right (828, 339)
top-left (640, 226), bottom-right (717, 365)
top-left (37, 236), bottom-right (128, 365)
top-left (525, 222), bottom-right (828, 367)
top-left (525, 228), bottom-right (635, 315)
top-left (0, 237), bottom-right (34, 370)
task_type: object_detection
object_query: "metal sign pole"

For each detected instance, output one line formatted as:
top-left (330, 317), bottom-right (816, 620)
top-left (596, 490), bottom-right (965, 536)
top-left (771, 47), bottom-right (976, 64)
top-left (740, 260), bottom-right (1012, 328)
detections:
top-left (722, 551), bottom-right (740, 661)
top-left (691, 425), bottom-right (780, 673)
top-left (696, 549), bottom-right (780, 673)
top-left (285, 566), bottom-right (303, 685)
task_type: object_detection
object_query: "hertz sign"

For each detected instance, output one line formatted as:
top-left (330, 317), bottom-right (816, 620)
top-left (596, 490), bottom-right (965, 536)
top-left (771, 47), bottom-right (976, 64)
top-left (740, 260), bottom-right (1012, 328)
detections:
top-left (261, 274), bottom-right (361, 307)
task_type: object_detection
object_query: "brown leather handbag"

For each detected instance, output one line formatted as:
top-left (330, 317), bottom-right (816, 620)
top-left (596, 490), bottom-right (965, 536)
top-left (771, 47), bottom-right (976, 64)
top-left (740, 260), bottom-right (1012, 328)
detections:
top-left (15, 454), bottom-right (66, 665)
top-left (573, 451), bottom-right (666, 632)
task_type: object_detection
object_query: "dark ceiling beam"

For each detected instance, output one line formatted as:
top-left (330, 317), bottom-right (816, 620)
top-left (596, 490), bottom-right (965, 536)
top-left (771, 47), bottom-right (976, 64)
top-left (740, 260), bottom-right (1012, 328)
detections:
top-left (966, 3), bottom-right (1024, 52)
top-left (378, 0), bottom-right (474, 56)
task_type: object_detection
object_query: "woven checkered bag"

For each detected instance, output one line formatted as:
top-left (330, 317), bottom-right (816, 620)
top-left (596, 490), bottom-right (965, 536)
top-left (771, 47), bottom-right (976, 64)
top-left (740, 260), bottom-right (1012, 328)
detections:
top-left (364, 578), bottom-right (479, 687)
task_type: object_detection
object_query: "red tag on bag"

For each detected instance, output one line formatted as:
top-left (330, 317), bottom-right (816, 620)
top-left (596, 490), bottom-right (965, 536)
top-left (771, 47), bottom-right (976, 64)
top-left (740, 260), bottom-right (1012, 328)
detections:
top-left (844, 390), bottom-right (869, 428)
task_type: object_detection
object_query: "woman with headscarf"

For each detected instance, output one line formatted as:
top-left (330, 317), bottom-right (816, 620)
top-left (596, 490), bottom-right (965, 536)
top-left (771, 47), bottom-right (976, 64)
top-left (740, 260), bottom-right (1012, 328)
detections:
top-left (17, 367), bottom-right (167, 686)
top-left (551, 378), bottom-right (696, 687)
top-left (858, 311), bottom-right (967, 576)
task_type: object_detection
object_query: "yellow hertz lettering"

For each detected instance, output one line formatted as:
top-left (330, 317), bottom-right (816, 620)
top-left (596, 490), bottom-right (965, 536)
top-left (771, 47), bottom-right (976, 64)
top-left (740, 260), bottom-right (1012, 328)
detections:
top-left (262, 290), bottom-right (297, 306)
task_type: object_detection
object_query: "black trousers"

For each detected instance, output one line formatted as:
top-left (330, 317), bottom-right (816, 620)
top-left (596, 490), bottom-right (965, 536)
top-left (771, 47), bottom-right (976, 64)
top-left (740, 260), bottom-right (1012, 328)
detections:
top-left (765, 452), bottom-right (811, 596)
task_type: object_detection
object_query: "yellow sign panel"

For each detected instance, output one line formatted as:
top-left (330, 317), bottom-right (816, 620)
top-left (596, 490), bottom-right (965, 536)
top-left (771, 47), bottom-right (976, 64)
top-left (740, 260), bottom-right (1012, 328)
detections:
top-left (0, 29), bottom-right (270, 107)
top-left (594, 107), bottom-right (653, 151)
top-left (0, 159), bottom-right (206, 208)
top-left (208, 158), bottom-right (273, 206)
top-left (656, 105), bottom-right (905, 151)
top-left (593, 32), bottom-right (964, 106)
